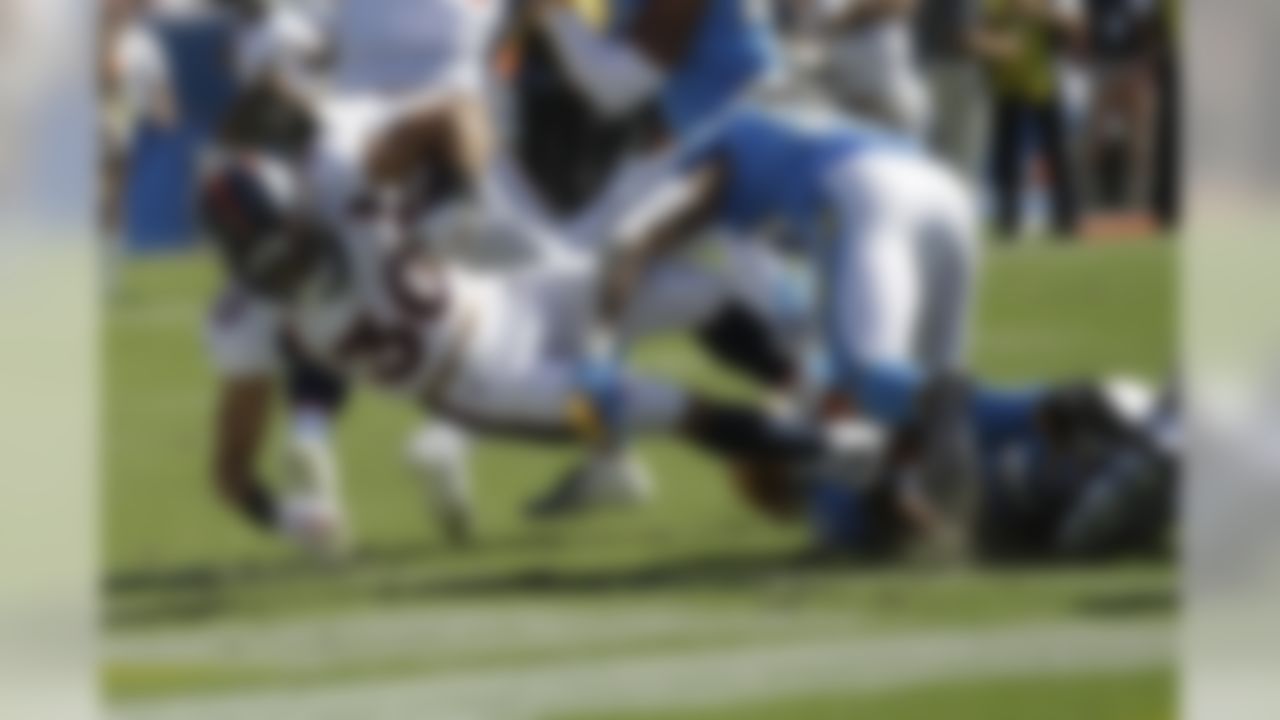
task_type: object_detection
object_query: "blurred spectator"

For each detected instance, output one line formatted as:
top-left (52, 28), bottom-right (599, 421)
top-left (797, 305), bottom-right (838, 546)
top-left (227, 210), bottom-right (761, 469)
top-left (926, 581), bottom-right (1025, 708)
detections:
top-left (799, 0), bottom-right (930, 135)
top-left (1148, 0), bottom-right (1180, 231)
top-left (982, 0), bottom-right (1085, 238)
top-left (98, 0), bottom-right (178, 241)
top-left (915, 0), bottom-right (992, 183)
top-left (1081, 0), bottom-right (1159, 217)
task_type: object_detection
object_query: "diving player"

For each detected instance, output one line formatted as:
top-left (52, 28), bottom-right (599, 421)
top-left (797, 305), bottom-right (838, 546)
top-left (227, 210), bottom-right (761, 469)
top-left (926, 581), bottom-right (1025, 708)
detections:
top-left (215, 1), bottom-right (545, 542)
top-left (199, 152), bottom-right (849, 559)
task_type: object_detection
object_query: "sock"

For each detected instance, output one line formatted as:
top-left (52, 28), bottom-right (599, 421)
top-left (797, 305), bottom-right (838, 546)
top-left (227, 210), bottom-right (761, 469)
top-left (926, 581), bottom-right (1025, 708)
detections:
top-left (686, 402), bottom-right (825, 462)
top-left (697, 303), bottom-right (796, 387)
top-left (292, 406), bottom-right (333, 445)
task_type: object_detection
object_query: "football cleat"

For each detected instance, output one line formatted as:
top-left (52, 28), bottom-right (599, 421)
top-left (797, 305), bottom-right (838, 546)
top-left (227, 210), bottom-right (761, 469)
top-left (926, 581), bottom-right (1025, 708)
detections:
top-left (526, 450), bottom-right (654, 521)
top-left (407, 422), bottom-right (475, 546)
top-left (281, 434), bottom-right (351, 560)
top-left (911, 374), bottom-right (983, 561)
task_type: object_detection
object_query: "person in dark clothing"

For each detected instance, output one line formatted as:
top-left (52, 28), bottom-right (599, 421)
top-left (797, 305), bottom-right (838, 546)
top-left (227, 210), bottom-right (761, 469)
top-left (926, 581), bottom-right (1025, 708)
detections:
top-left (1148, 0), bottom-right (1181, 231)
top-left (1082, 0), bottom-right (1159, 215)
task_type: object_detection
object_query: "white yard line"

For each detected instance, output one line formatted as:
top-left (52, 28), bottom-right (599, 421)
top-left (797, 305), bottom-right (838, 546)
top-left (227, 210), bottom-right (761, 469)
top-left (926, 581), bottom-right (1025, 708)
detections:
top-left (107, 605), bottom-right (863, 671)
top-left (111, 619), bottom-right (1170, 720)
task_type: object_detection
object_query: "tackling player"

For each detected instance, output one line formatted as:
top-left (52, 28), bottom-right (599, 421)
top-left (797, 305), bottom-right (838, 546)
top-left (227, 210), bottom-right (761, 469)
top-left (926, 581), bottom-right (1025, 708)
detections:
top-left (589, 104), bottom-right (1168, 552)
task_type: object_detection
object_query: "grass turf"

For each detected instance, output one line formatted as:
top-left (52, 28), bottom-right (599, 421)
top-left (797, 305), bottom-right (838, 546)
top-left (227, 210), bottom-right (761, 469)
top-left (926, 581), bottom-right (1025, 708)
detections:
top-left (560, 669), bottom-right (1176, 720)
top-left (104, 240), bottom-right (1176, 714)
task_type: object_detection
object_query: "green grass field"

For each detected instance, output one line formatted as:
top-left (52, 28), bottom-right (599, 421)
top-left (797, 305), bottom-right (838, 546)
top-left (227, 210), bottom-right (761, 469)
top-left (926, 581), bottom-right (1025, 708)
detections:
top-left (105, 240), bottom-right (1177, 719)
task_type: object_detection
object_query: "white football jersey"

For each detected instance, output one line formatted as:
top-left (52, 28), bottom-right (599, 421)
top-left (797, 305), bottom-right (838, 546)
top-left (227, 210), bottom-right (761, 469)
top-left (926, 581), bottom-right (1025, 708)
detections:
top-left (207, 248), bottom-right (509, 399)
top-left (326, 0), bottom-right (505, 94)
top-left (207, 90), bottom-right (501, 396)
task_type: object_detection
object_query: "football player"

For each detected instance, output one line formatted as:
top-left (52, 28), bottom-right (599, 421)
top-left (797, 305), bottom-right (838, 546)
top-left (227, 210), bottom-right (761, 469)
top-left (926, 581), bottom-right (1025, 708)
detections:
top-left (805, 379), bottom-right (1179, 562)
top-left (199, 151), bottom-right (853, 559)
top-left (517, 0), bottom-right (827, 514)
top-left (213, 1), bottom-right (531, 542)
top-left (588, 104), bottom-right (1170, 552)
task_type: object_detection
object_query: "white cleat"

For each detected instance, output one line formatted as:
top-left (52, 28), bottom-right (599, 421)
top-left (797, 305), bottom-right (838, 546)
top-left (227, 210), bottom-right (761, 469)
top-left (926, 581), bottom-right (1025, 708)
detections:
top-left (527, 450), bottom-right (655, 521)
top-left (278, 489), bottom-right (351, 562)
top-left (407, 422), bottom-right (475, 546)
top-left (280, 436), bottom-right (351, 560)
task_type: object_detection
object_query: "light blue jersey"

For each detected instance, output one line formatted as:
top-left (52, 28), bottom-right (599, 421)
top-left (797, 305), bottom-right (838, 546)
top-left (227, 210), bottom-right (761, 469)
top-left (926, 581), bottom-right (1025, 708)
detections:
top-left (611, 0), bottom-right (781, 133)
top-left (685, 108), bottom-right (916, 243)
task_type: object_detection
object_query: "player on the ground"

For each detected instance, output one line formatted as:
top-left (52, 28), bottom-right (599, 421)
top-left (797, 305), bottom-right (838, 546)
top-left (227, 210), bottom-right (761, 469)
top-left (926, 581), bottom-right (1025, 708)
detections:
top-left (804, 379), bottom-right (1179, 561)
top-left (199, 150), bottom-right (854, 559)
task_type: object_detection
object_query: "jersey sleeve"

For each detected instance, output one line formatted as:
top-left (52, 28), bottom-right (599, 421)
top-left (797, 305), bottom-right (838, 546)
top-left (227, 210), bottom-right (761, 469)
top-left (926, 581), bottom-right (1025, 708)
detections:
top-left (205, 287), bottom-right (283, 379)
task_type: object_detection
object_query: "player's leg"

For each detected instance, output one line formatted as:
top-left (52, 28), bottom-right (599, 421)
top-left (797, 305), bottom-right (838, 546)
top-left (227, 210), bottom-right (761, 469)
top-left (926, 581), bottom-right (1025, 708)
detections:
top-left (623, 259), bottom-right (801, 389)
top-left (435, 359), bottom-right (830, 487)
top-left (914, 159), bottom-right (983, 373)
top-left (820, 153), bottom-right (1011, 548)
top-left (405, 419), bottom-right (475, 545)
top-left (822, 152), bottom-right (927, 424)
top-left (518, 253), bottom-right (804, 517)
top-left (282, 352), bottom-right (352, 549)
top-left (821, 152), bottom-right (1044, 444)
top-left (491, 263), bottom-right (659, 517)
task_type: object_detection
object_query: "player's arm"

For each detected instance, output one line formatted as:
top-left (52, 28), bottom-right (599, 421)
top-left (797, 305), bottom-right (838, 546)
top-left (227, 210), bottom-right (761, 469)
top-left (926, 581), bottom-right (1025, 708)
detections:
top-left (206, 288), bottom-right (284, 531)
top-left (531, 0), bottom-right (711, 117)
top-left (206, 290), bottom-right (350, 556)
top-left (595, 161), bottom-right (725, 340)
top-left (365, 97), bottom-right (572, 263)
top-left (365, 94), bottom-right (493, 200)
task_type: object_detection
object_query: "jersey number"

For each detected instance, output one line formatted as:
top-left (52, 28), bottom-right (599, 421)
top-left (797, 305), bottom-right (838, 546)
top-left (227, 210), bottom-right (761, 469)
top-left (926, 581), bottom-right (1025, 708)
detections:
top-left (335, 253), bottom-right (449, 386)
